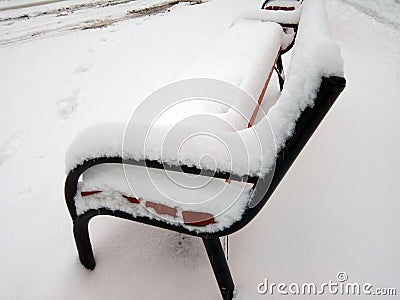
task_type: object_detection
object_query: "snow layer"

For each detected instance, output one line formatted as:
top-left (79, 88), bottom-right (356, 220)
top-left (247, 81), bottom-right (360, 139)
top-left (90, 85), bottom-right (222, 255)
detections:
top-left (66, 0), bottom-right (343, 178)
top-left (64, 0), bottom-right (344, 232)
top-left (177, 20), bottom-right (283, 109)
top-left (65, 18), bottom-right (284, 176)
top-left (266, 0), bottom-right (344, 149)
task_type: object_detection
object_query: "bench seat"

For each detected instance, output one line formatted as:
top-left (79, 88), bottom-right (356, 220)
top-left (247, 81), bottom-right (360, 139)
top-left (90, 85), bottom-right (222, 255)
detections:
top-left (76, 164), bottom-right (253, 231)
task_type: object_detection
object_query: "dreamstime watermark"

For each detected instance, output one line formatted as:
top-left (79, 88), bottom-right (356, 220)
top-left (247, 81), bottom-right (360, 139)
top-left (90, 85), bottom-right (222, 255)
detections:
top-left (257, 272), bottom-right (397, 296)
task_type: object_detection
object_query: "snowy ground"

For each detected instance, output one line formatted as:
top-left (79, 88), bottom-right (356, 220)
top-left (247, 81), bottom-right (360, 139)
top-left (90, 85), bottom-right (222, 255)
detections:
top-left (1, 0), bottom-right (399, 299)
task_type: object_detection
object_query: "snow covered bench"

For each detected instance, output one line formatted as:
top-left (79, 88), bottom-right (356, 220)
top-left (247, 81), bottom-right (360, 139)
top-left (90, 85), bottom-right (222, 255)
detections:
top-left (262, 0), bottom-right (303, 11)
top-left (64, 0), bottom-right (345, 299)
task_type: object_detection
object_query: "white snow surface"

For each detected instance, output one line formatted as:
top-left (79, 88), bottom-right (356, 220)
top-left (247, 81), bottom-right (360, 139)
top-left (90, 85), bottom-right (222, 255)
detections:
top-left (0, 0), bottom-right (399, 299)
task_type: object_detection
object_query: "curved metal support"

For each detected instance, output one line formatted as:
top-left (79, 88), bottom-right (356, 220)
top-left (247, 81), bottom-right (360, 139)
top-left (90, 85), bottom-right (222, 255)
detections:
top-left (261, 0), bottom-right (303, 10)
top-left (281, 29), bottom-right (298, 54)
top-left (275, 54), bottom-right (285, 90)
top-left (65, 157), bottom-right (123, 220)
top-left (65, 157), bottom-right (257, 221)
top-left (74, 212), bottom-right (96, 270)
top-left (203, 237), bottom-right (235, 300)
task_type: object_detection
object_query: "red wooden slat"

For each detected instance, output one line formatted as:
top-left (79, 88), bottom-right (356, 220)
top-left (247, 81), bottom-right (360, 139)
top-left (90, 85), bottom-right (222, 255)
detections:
top-left (248, 49), bottom-right (281, 128)
top-left (122, 195), bottom-right (140, 204)
top-left (266, 6), bottom-right (295, 11)
top-left (81, 191), bottom-right (102, 196)
top-left (182, 211), bottom-right (216, 226)
top-left (146, 201), bottom-right (178, 217)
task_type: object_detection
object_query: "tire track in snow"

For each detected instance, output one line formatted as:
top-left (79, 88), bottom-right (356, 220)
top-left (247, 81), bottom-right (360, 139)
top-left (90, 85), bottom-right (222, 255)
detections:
top-left (334, 0), bottom-right (400, 88)
top-left (0, 0), bottom-right (203, 46)
top-left (0, 0), bottom-right (67, 12)
top-left (16, 186), bottom-right (33, 200)
top-left (338, 0), bottom-right (400, 30)
top-left (0, 0), bottom-right (140, 21)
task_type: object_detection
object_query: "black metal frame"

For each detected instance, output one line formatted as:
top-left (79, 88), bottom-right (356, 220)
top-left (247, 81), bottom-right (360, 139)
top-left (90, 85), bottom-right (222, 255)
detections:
top-left (261, 0), bottom-right (303, 9)
top-left (65, 76), bottom-right (345, 299)
top-left (261, 0), bottom-right (303, 55)
top-left (275, 55), bottom-right (285, 90)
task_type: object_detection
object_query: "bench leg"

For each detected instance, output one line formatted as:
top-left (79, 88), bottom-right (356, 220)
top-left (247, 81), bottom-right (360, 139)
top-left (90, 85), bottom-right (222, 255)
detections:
top-left (275, 54), bottom-right (285, 91)
top-left (73, 214), bottom-right (96, 270)
top-left (202, 237), bottom-right (235, 300)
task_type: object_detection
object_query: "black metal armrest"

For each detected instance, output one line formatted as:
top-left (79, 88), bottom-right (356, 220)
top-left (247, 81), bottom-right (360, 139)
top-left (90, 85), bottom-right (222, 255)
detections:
top-left (65, 156), bottom-right (258, 220)
top-left (261, 0), bottom-right (303, 10)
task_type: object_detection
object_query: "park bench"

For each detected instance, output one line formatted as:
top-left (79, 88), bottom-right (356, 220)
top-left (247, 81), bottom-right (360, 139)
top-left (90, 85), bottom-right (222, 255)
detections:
top-left (64, 0), bottom-right (345, 299)
top-left (262, 0), bottom-right (303, 11)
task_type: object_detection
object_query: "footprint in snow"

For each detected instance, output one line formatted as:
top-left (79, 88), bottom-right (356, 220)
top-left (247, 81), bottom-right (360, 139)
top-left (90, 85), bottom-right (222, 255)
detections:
top-left (0, 132), bottom-right (22, 166)
top-left (16, 186), bottom-right (32, 200)
top-left (75, 60), bottom-right (93, 75)
top-left (74, 64), bottom-right (90, 74)
top-left (57, 90), bottom-right (80, 120)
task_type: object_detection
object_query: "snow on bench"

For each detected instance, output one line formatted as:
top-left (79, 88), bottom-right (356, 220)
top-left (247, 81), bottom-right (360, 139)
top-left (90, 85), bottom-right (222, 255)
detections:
top-left (66, 20), bottom-right (284, 173)
top-left (241, 0), bottom-right (303, 27)
top-left (66, 0), bottom-right (342, 231)
top-left (67, 18), bottom-right (286, 231)
top-left (65, 0), bottom-right (345, 299)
